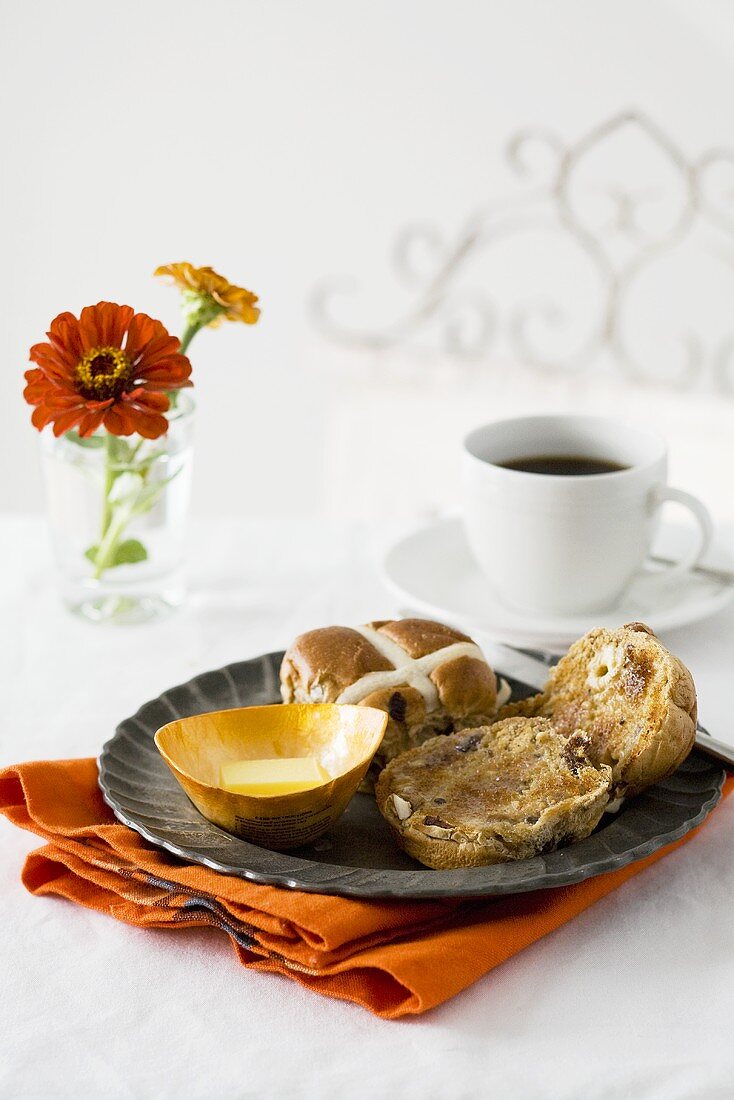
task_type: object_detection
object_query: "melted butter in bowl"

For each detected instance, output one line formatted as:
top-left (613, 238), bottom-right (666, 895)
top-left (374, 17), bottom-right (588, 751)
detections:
top-left (154, 703), bottom-right (387, 850)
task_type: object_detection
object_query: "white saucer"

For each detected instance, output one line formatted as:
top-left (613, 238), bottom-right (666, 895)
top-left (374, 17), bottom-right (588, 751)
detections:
top-left (382, 515), bottom-right (734, 650)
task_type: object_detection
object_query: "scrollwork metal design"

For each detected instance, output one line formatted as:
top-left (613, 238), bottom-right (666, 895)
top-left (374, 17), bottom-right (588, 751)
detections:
top-left (310, 110), bottom-right (734, 390)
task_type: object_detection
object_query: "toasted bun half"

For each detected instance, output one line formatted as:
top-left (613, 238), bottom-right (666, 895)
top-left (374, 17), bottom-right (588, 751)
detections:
top-left (499, 623), bottom-right (696, 798)
top-left (376, 717), bottom-right (612, 869)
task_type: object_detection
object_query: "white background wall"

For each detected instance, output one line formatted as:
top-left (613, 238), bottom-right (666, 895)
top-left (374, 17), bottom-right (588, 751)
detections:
top-left (2, 0), bottom-right (734, 523)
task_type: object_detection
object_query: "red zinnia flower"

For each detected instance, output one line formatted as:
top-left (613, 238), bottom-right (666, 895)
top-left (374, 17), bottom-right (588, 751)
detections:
top-left (24, 302), bottom-right (192, 439)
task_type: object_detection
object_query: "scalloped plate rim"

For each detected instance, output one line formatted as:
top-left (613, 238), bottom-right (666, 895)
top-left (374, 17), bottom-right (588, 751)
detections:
top-left (98, 652), bottom-right (726, 899)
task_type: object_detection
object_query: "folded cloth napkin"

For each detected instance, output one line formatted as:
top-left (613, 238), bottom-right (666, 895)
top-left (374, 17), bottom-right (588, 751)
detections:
top-left (1, 759), bottom-right (731, 1019)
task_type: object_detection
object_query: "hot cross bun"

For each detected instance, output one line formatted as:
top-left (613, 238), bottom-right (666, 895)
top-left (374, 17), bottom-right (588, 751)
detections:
top-left (280, 619), bottom-right (506, 776)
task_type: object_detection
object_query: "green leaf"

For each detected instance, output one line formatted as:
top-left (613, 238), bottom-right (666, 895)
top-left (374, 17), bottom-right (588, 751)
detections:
top-left (112, 538), bottom-right (149, 565)
top-left (84, 538), bottom-right (148, 569)
top-left (65, 430), bottom-right (104, 449)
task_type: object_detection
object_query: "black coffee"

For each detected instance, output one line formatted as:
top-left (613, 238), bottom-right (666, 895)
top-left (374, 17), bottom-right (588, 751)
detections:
top-left (498, 455), bottom-right (628, 476)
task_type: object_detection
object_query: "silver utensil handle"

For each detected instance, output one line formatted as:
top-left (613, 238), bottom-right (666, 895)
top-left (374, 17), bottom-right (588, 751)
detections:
top-left (695, 728), bottom-right (734, 768)
top-left (478, 639), bottom-right (556, 687)
top-left (649, 554), bottom-right (734, 587)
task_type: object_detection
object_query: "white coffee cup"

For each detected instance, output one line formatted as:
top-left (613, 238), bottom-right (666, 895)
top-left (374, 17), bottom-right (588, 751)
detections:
top-left (462, 415), bottom-right (712, 616)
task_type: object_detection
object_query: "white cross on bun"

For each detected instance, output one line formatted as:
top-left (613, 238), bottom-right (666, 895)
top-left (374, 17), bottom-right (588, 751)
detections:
top-left (279, 619), bottom-right (502, 775)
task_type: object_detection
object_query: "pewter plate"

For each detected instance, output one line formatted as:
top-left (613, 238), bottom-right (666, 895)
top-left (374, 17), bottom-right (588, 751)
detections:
top-left (98, 652), bottom-right (725, 899)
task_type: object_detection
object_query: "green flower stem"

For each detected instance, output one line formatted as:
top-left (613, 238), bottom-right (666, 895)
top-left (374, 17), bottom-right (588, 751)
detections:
top-left (93, 434), bottom-right (126, 578)
top-left (168, 318), bottom-right (207, 413)
top-left (91, 435), bottom-right (147, 580)
top-left (100, 433), bottom-right (117, 539)
top-left (178, 320), bottom-right (203, 356)
top-left (92, 502), bottom-right (132, 579)
top-left (128, 438), bottom-right (144, 463)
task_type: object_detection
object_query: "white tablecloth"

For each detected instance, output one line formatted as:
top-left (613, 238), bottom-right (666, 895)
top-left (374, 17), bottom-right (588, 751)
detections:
top-left (1, 515), bottom-right (733, 1100)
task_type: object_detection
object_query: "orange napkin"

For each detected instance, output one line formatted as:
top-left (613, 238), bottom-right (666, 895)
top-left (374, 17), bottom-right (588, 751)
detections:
top-left (2, 758), bottom-right (731, 1019)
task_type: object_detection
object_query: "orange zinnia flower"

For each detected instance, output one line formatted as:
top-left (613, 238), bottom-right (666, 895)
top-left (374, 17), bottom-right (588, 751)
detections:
top-left (155, 263), bottom-right (260, 326)
top-left (24, 302), bottom-right (192, 439)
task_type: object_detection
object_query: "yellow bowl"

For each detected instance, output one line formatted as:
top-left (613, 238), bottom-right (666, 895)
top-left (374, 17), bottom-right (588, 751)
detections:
top-left (154, 703), bottom-right (387, 850)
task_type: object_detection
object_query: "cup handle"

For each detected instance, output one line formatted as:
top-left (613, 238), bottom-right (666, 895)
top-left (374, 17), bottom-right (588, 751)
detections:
top-left (651, 486), bottom-right (713, 581)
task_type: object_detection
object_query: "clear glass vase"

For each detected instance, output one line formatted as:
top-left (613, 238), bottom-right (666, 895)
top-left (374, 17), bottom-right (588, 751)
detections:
top-left (40, 396), bottom-right (194, 624)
